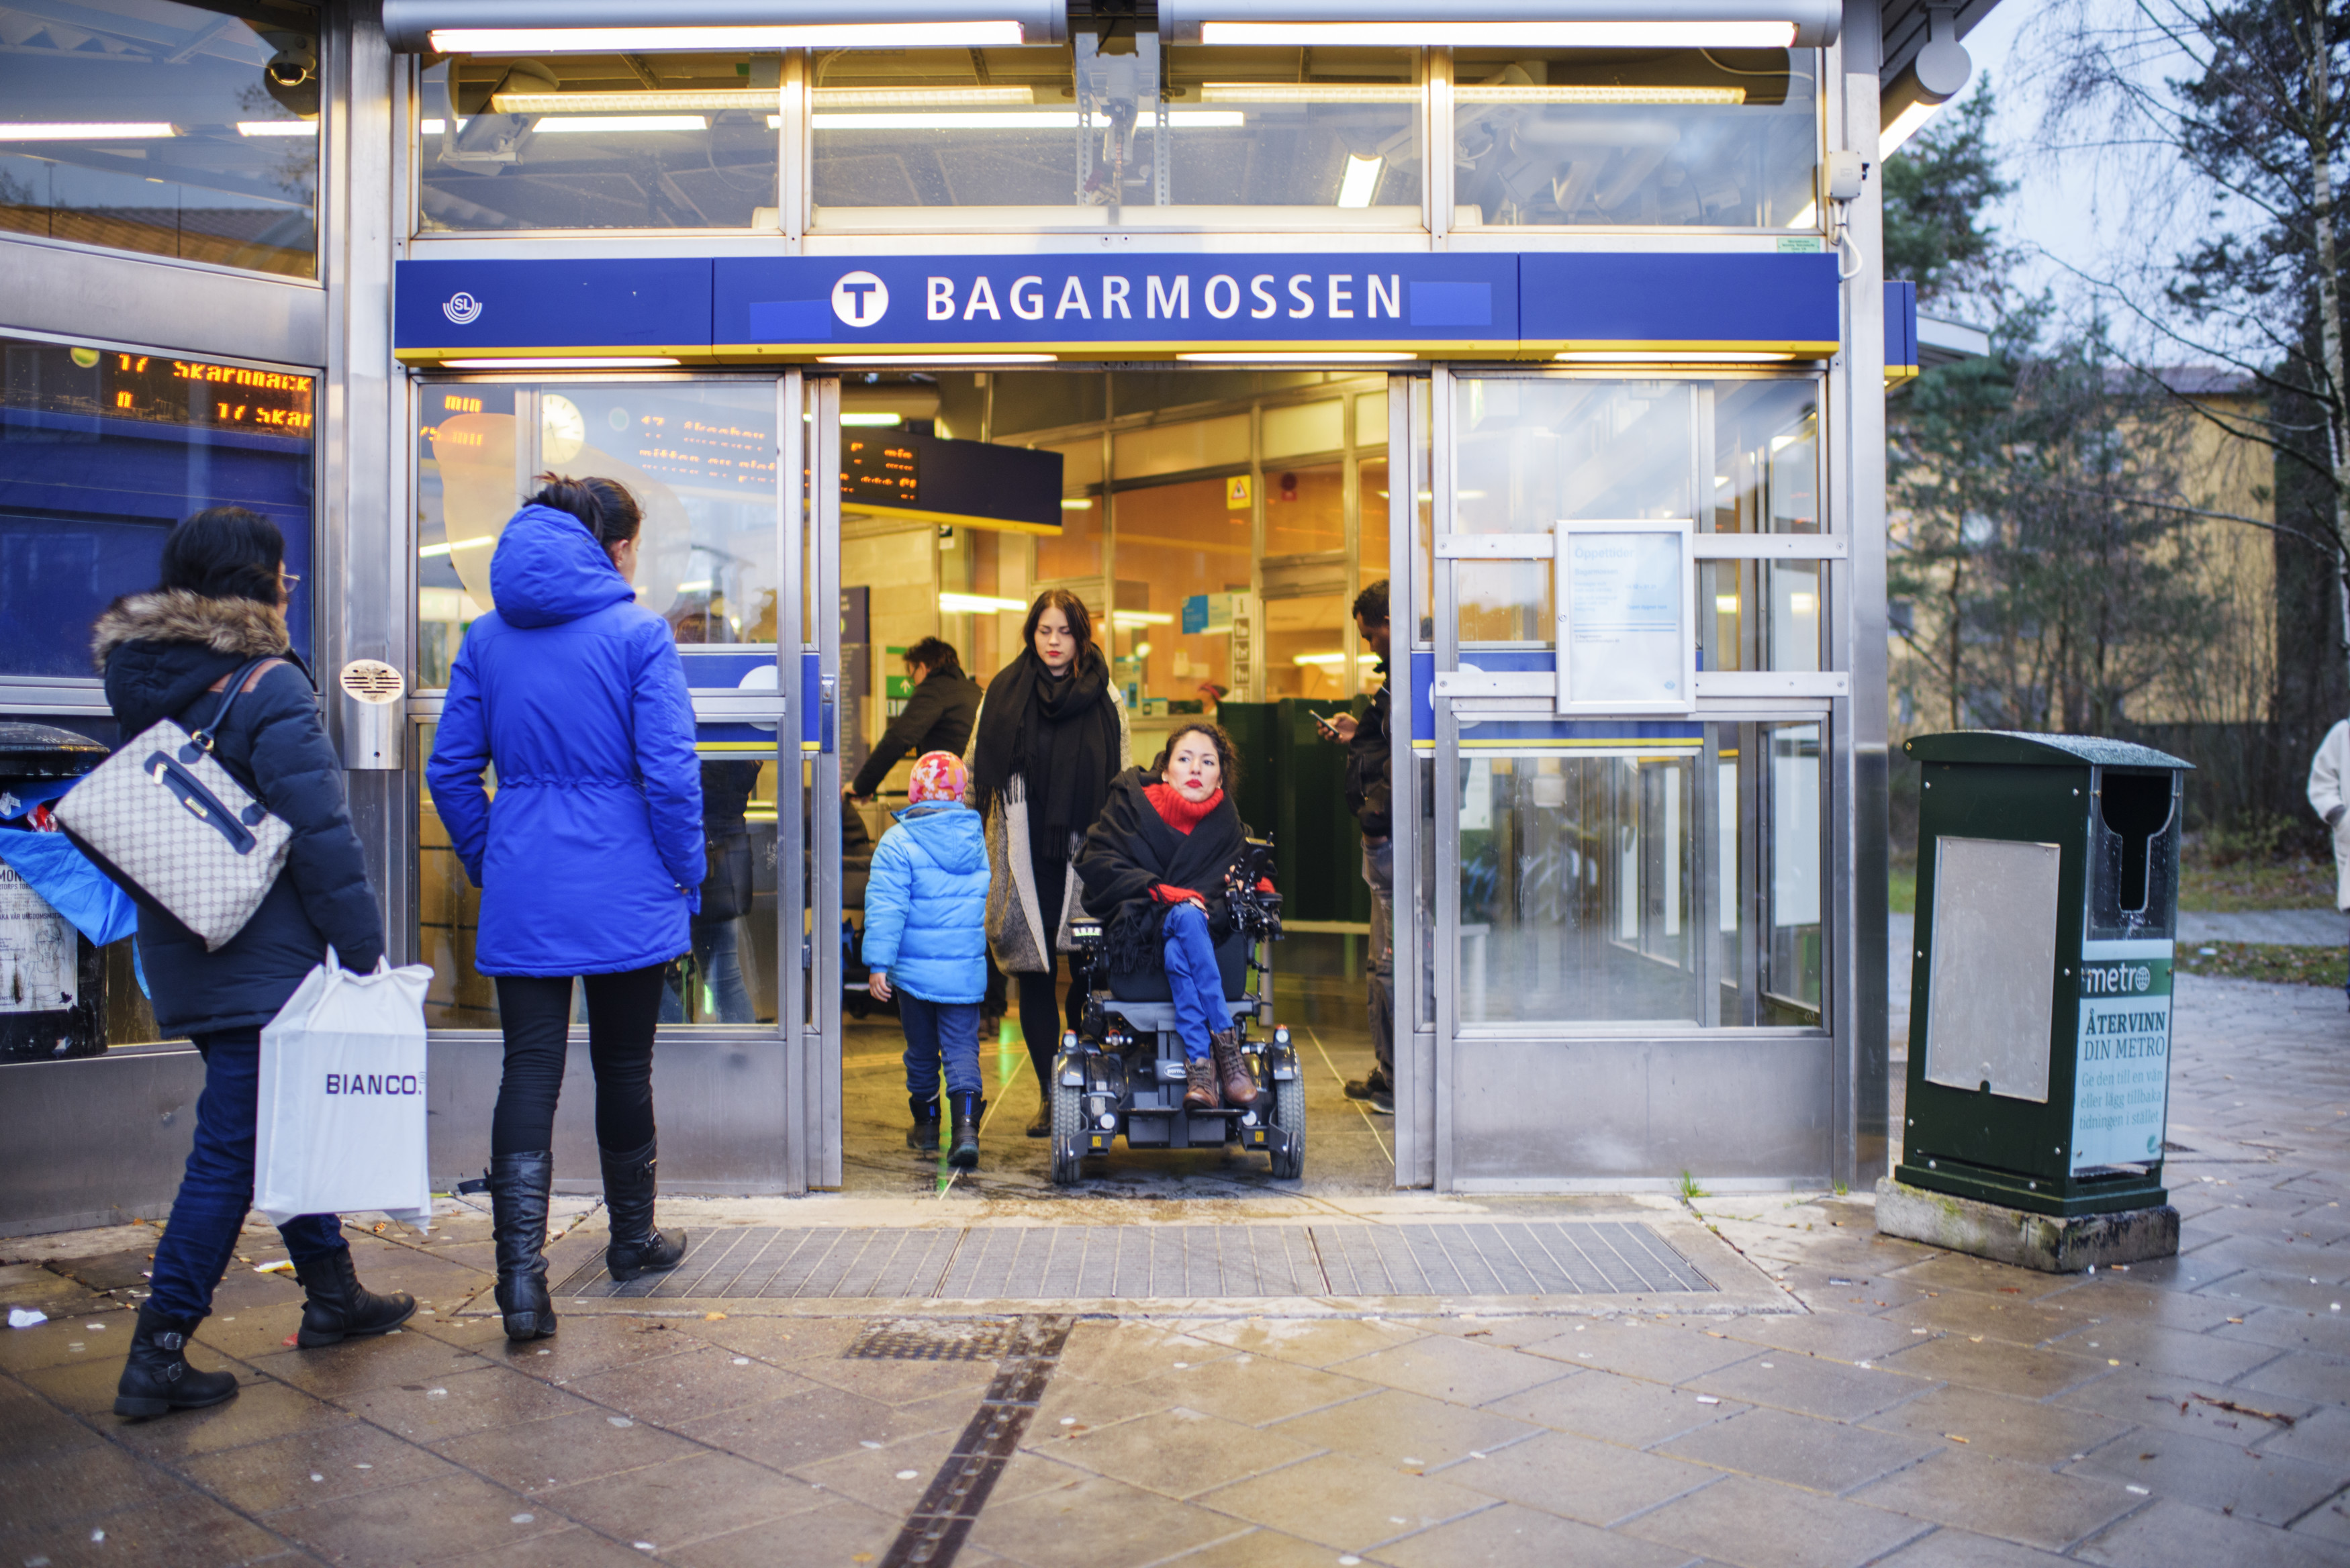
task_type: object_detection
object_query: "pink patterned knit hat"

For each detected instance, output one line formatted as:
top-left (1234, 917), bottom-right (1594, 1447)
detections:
top-left (907, 750), bottom-right (967, 805)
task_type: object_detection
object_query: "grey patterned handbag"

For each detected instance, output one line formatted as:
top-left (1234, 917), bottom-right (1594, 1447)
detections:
top-left (55, 656), bottom-right (295, 950)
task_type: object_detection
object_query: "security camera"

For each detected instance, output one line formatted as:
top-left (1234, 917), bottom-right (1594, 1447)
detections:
top-left (265, 46), bottom-right (315, 89)
top-left (259, 34), bottom-right (319, 119)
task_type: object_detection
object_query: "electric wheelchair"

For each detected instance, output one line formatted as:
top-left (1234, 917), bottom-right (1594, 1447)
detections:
top-left (1049, 837), bottom-right (1303, 1183)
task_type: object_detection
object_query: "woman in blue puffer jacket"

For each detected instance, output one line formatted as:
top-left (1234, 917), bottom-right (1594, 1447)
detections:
top-left (426, 475), bottom-right (702, 1342)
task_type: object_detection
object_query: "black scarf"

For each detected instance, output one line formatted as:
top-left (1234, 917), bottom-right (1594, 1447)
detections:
top-left (972, 645), bottom-right (1119, 840)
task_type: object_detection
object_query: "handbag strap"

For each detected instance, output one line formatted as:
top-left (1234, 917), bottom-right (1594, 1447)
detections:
top-left (189, 656), bottom-right (283, 753)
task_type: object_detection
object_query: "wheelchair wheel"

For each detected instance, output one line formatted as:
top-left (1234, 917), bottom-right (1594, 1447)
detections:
top-left (1269, 1073), bottom-right (1305, 1179)
top-left (1049, 1078), bottom-right (1085, 1186)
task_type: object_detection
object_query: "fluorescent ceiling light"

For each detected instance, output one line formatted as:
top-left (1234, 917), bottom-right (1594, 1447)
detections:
top-left (1198, 21), bottom-right (1797, 47)
top-left (809, 109), bottom-right (1244, 130)
top-left (840, 411), bottom-right (904, 426)
top-left (1715, 594), bottom-right (1740, 614)
top-left (815, 87), bottom-right (1036, 108)
top-left (1555, 350), bottom-right (1805, 364)
top-left (940, 591), bottom-right (1029, 614)
top-left (530, 115), bottom-right (706, 134)
top-left (1199, 83), bottom-right (1421, 103)
top-left (236, 120), bottom-right (316, 136)
top-left (1455, 85), bottom-right (1746, 105)
top-left (418, 537), bottom-right (496, 558)
top-left (430, 22), bottom-right (1027, 52)
top-left (1178, 351), bottom-right (1416, 362)
top-left (0, 122), bottom-right (177, 140)
top-left (1111, 609), bottom-right (1174, 626)
top-left (820, 354), bottom-right (1055, 365)
top-left (1879, 98), bottom-right (1939, 160)
top-left (418, 117), bottom-right (470, 134)
top-left (493, 91), bottom-right (769, 113)
top-left (438, 356), bottom-right (682, 367)
top-left (1336, 154), bottom-right (1383, 209)
top-left (1060, 497), bottom-right (1095, 509)
top-left (1292, 651), bottom-right (1384, 665)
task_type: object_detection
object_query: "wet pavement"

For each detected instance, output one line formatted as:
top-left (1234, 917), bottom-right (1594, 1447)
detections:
top-left (5, 969), bottom-right (2350, 1566)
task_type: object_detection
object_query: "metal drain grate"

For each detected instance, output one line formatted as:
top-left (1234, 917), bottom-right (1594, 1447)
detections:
top-left (846, 1318), bottom-right (1019, 1361)
top-left (551, 1220), bottom-right (1713, 1301)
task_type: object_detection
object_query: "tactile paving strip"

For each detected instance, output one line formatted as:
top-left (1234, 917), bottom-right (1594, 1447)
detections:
top-left (551, 1220), bottom-right (1712, 1300)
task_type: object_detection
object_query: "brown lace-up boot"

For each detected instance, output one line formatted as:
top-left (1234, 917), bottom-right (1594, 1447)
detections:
top-left (1183, 1057), bottom-right (1221, 1110)
top-left (1209, 1028), bottom-right (1258, 1109)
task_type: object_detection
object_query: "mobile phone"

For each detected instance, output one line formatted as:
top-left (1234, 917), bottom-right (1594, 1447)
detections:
top-left (1311, 710), bottom-right (1343, 739)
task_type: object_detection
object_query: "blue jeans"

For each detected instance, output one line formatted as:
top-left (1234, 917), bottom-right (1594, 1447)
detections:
top-left (1163, 901), bottom-right (1234, 1061)
top-left (146, 1030), bottom-right (345, 1325)
top-left (901, 994), bottom-right (982, 1099)
top-left (659, 918), bottom-right (755, 1024)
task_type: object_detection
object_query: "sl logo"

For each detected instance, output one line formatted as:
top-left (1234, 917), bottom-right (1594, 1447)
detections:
top-left (831, 271), bottom-right (888, 329)
top-left (442, 291), bottom-right (483, 326)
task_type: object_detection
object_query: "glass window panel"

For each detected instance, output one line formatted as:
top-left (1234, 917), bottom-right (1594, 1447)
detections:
top-left (1106, 475), bottom-right (1246, 711)
top-left (1043, 436), bottom-right (1103, 493)
top-left (1360, 454), bottom-right (1391, 665)
top-left (418, 53), bottom-right (779, 232)
top-left (1452, 722), bottom-right (1824, 1028)
top-left (1264, 460), bottom-right (1343, 558)
top-left (1355, 389), bottom-right (1389, 448)
top-left (0, 0), bottom-right (318, 277)
top-left (1711, 379), bottom-right (1819, 533)
top-left (1697, 558), bottom-right (1822, 674)
top-left (1264, 590), bottom-right (1352, 703)
top-left (1262, 399), bottom-right (1343, 460)
top-left (1451, 48), bottom-right (1818, 230)
top-left (1, 336), bottom-right (314, 677)
top-left (417, 379), bottom-right (781, 689)
top-left (991, 373), bottom-right (1105, 437)
top-left (1113, 413), bottom-right (1249, 481)
top-left (810, 39), bottom-right (1421, 229)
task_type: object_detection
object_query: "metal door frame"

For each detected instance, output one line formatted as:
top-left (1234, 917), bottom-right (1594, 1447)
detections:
top-left (806, 375), bottom-right (845, 1189)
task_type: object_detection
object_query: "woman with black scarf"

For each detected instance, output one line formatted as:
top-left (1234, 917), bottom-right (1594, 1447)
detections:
top-left (966, 589), bottom-right (1129, 1135)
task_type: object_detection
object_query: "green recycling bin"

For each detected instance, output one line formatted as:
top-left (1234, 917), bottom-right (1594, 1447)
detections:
top-left (1897, 731), bottom-right (2192, 1218)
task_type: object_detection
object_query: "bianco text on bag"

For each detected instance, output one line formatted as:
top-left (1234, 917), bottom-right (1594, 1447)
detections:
top-left (254, 948), bottom-right (434, 1227)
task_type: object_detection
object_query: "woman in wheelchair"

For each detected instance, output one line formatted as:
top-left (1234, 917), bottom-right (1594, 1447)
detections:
top-left (1074, 722), bottom-right (1271, 1113)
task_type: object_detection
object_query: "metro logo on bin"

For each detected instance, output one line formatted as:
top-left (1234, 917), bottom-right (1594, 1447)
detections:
top-left (324, 1072), bottom-right (422, 1096)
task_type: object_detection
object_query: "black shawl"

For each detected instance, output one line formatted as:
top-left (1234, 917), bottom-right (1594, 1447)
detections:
top-left (1075, 767), bottom-right (1250, 974)
top-left (970, 646), bottom-right (1119, 842)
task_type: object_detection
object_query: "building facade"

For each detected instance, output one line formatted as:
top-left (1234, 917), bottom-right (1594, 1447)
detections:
top-left (0, 0), bottom-right (1981, 1229)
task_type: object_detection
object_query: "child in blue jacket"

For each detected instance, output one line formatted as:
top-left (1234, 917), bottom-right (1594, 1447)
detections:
top-left (862, 751), bottom-right (992, 1167)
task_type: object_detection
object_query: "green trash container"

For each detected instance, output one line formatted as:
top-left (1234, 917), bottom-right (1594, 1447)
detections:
top-left (1897, 731), bottom-right (2192, 1218)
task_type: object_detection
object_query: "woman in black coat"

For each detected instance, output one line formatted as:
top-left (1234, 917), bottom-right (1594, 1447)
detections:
top-left (1074, 722), bottom-right (1262, 1112)
top-left (93, 507), bottom-right (412, 1420)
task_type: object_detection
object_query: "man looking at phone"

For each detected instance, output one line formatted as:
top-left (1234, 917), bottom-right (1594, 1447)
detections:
top-left (1321, 580), bottom-right (1394, 1113)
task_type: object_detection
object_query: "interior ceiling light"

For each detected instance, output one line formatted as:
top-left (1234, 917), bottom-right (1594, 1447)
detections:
top-left (819, 354), bottom-right (1056, 364)
top-left (839, 411), bottom-right (904, 426)
top-left (1060, 497), bottom-right (1096, 509)
top-left (1111, 610), bottom-right (1174, 626)
top-left (0, 122), bottom-right (177, 140)
top-left (438, 356), bottom-right (682, 367)
top-left (1336, 154), bottom-right (1384, 209)
top-left (1199, 83), bottom-right (1421, 103)
top-left (492, 90), bottom-right (764, 113)
top-left (428, 21), bottom-right (1029, 52)
top-left (940, 591), bottom-right (1030, 614)
top-left (814, 86), bottom-right (1036, 107)
top-left (1178, 351), bottom-right (1417, 362)
top-left (1454, 85), bottom-right (1746, 105)
top-left (530, 115), bottom-right (706, 133)
top-left (1555, 350), bottom-right (1805, 363)
top-left (236, 120), bottom-right (316, 136)
top-left (808, 109), bottom-right (1243, 129)
top-left (1195, 21), bottom-right (1798, 47)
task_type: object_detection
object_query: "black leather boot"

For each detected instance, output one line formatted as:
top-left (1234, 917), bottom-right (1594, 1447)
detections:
top-left (113, 1302), bottom-right (238, 1419)
top-left (907, 1095), bottom-right (941, 1152)
top-left (485, 1150), bottom-right (557, 1342)
top-left (948, 1092), bottom-right (983, 1169)
top-left (601, 1138), bottom-right (687, 1283)
top-left (293, 1248), bottom-right (417, 1348)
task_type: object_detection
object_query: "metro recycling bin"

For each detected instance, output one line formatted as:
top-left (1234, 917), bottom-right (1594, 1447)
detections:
top-left (0, 723), bottom-right (112, 1061)
top-left (1897, 731), bottom-right (2191, 1218)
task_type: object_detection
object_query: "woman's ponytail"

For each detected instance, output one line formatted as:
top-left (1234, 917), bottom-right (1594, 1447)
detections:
top-left (530, 473), bottom-right (643, 549)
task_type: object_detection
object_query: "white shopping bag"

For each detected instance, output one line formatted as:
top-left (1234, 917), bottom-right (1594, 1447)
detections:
top-left (253, 947), bottom-right (435, 1228)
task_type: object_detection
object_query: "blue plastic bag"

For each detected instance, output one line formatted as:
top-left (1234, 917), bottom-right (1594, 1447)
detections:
top-left (0, 830), bottom-right (138, 946)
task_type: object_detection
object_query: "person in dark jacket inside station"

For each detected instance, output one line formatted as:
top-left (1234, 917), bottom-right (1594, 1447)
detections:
top-left (426, 476), bottom-right (703, 1342)
top-left (847, 636), bottom-right (981, 804)
top-left (1321, 579), bottom-right (1394, 1114)
top-left (93, 507), bottom-right (412, 1419)
top-left (1075, 722), bottom-right (1265, 1112)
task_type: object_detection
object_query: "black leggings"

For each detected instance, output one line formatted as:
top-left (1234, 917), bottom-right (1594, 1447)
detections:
top-left (491, 966), bottom-right (665, 1157)
top-left (1017, 849), bottom-right (1082, 1085)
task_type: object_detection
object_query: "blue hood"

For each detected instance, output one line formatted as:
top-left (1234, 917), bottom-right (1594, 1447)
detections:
top-left (489, 504), bottom-right (638, 629)
top-left (892, 801), bottom-right (988, 875)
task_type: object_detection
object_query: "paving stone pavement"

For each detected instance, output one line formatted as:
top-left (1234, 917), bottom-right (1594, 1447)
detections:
top-left (5, 969), bottom-right (2350, 1567)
